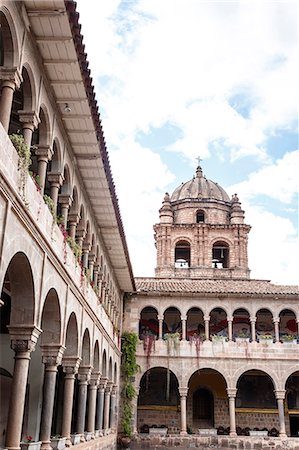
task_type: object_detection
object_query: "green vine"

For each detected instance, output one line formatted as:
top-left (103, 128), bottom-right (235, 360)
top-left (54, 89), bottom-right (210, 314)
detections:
top-left (43, 194), bottom-right (55, 217)
top-left (10, 134), bottom-right (31, 202)
top-left (121, 332), bottom-right (139, 438)
top-left (66, 236), bottom-right (82, 259)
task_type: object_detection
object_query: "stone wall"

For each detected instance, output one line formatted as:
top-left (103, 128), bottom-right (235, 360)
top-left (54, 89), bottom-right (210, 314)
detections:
top-left (137, 408), bottom-right (181, 433)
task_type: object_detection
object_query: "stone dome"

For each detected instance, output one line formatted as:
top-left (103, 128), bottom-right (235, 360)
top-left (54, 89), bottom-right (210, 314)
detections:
top-left (171, 166), bottom-right (230, 203)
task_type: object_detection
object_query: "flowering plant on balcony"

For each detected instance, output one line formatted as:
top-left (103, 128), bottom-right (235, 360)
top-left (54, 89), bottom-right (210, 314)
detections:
top-left (258, 334), bottom-right (273, 340)
top-left (23, 436), bottom-right (33, 443)
top-left (211, 334), bottom-right (228, 342)
top-left (280, 334), bottom-right (296, 342)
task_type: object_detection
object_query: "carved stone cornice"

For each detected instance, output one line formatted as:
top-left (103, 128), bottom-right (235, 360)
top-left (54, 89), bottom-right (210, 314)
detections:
top-left (275, 390), bottom-right (286, 400)
top-left (0, 67), bottom-right (22, 88)
top-left (226, 388), bottom-right (237, 398)
top-left (105, 381), bottom-right (114, 394)
top-left (179, 387), bottom-right (188, 397)
top-left (62, 356), bottom-right (81, 375)
top-left (35, 145), bottom-right (53, 161)
top-left (111, 384), bottom-right (118, 396)
top-left (90, 371), bottom-right (101, 386)
top-left (8, 325), bottom-right (41, 353)
top-left (78, 365), bottom-right (92, 383)
top-left (18, 110), bottom-right (40, 129)
top-left (58, 193), bottom-right (72, 207)
top-left (47, 172), bottom-right (64, 186)
top-left (41, 344), bottom-right (65, 367)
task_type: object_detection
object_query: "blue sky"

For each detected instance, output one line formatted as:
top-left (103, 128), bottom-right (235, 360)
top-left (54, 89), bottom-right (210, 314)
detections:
top-left (77, 0), bottom-right (298, 285)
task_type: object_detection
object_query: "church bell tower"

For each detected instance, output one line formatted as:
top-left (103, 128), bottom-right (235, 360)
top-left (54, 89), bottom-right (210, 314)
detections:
top-left (154, 164), bottom-right (251, 279)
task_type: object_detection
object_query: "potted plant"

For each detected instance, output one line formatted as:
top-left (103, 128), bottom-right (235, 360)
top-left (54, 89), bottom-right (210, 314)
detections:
top-left (50, 435), bottom-right (66, 450)
top-left (258, 334), bottom-right (273, 344)
top-left (70, 433), bottom-right (81, 445)
top-left (235, 330), bottom-right (250, 343)
top-left (20, 436), bottom-right (41, 450)
top-left (211, 334), bottom-right (228, 343)
top-left (281, 334), bottom-right (297, 344)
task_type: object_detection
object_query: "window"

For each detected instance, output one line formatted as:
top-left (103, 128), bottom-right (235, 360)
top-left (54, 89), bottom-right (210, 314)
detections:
top-left (212, 241), bottom-right (229, 268)
top-left (196, 210), bottom-right (205, 223)
top-left (175, 240), bottom-right (190, 268)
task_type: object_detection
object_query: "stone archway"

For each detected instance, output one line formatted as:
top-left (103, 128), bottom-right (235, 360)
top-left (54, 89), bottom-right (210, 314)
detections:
top-left (193, 387), bottom-right (214, 428)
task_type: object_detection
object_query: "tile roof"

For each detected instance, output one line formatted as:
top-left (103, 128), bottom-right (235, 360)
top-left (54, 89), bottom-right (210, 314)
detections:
top-left (135, 278), bottom-right (299, 297)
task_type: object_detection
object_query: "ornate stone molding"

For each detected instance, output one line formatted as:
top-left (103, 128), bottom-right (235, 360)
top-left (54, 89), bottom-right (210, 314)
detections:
top-left (78, 365), bottom-right (92, 383)
top-left (18, 110), bottom-right (40, 129)
top-left (0, 67), bottom-right (22, 88)
top-left (41, 344), bottom-right (65, 366)
top-left (226, 388), bottom-right (238, 398)
top-left (62, 356), bottom-right (81, 375)
top-left (179, 387), bottom-right (188, 397)
top-left (47, 172), bottom-right (64, 187)
top-left (275, 389), bottom-right (286, 400)
top-left (35, 145), bottom-right (53, 161)
top-left (8, 325), bottom-right (41, 353)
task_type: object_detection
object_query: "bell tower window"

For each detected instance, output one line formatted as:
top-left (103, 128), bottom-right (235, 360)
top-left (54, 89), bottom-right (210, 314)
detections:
top-left (212, 241), bottom-right (229, 268)
top-left (175, 240), bottom-right (190, 268)
top-left (196, 210), bottom-right (205, 223)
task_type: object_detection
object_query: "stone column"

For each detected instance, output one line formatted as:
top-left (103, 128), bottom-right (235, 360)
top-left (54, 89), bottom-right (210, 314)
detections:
top-left (39, 346), bottom-right (65, 450)
top-left (227, 317), bottom-right (233, 341)
top-left (158, 315), bottom-right (164, 340)
top-left (93, 265), bottom-right (99, 290)
top-left (88, 254), bottom-right (95, 283)
top-left (82, 246), bottom-right (90, 269)
top-left (58, 194), bottom-right (72, 228)
top-left (103, 381), bottom-right (113, 434)
top-left (250, 317), bottom-right (256, 342)
top-left (227, 388), bottom-right (237, 437)
top-left (61, 357), bottom-right (81, 444)
top-left (179, 387), bottom-right (188, 435)
top-left (0, 68), bottom-right (22, 132)
top-left (47, 173), bottom-right (63, 211)
top-left (297, 319), bottom-right (299, 337)
top-left (132, 385), bottom-right (140, 435)
top-left (18, 111), bottom-right (40, 148)
top-left (76, 228), bottom-right (86, 250)
top-left (273, 318), bottom-right (280, 343)
top-left (76, 366), bottom-right (92, 438)
top-left (275, 390), bottom-right (287, 437)
top-left (86, 373), bottom-right (100, 437)
top-left (68, 213), bottom-right (79, 240)
top-left (181, 315), bottom-right (187, 341)
top-left (35, 146), bottom-right (53, 195)
top-left (95, 378), bottom-right (107, 435)
top-left (204, 315), bottom-right (210, 340)
top-left (5, 326), bottom-right (41, 450)
top-left (110, 385), bottom-right (117, 432)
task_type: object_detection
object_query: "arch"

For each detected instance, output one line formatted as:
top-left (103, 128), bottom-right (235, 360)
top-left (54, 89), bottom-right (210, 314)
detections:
top-left (36, 104), bottom-right (51, 146)
top-left (139, 306), bottom-right (158, 339)
top-left (60, 164), bottom-right (72, 195)
top-left (0, 8), bottom-right (19, 67)
top-left (81, 328), bottom-right (91, 365)
top-left (102, 349), bottom-right (107, 377)
top-left (209, 307), bottom-right (228, 337)
top-left (188, 368), bottom-right (227, 430)
top-left (21, 64), bottom-right (36, 111)
top-left (212, 240), bottom-right (229, 268)
top-left (40, 288), bottom-right (62, 345)
top-left (232, 308), bottom-right (250, 339)
top-left (69, 186), bottom-right (79, 215)
top-left (1, 252), bottom-right (35, 325)
top-left (236, 369), bottom-right (276, 409)
top-left (279, 309), bottom-right (297, 338)
top-left (196, 209), bottom-right (205, 223)
top-left (163, 306), bottom-right (181, 337)
top-left (93, 340), bottom-right (100, 372)
top-left (186, 307), bottom-right (204, 340)
top-left (285, 371), bottom-right (299, 437)
top-left (108, 356), bottom-right (113, 380)
top-left (114, 362), bottom-right (117, 383)
top-left (50, 138), bottom-right (62, 173)
top-left (256, 308), bottom-right (274, 338)
top-left (138, 367), bottom-right (179, 406)
top-left (175, 240), bottom-right (190, 268)
top-left (64, 312), bottom-right (79, 357)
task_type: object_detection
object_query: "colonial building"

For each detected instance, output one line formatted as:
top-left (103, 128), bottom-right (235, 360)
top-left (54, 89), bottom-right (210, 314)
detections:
top-left (123, 165), bottom-right (299, 443)
top-left (0, 2), bottom-right (134, 450)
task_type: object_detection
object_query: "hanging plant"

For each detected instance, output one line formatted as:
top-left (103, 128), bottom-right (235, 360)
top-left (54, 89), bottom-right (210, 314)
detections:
top-left (121, 332), bottom-right (139, 438)
top-left (59, 224), bottom-right (68, 264)
top-left (29, 171), bottom-right (41, 192)
top-left (43, 194), bottom-right (55, 217)
top-left (189, 333), bottom-right (201, 359)
top-left (143, 334), bottom-right (156, 368)
top-left (164, 332), bottom-right (180, 401)
top-left (66, 236), bottom-right (82, 260)
top-left (10, 134), bottom-right (31, 202)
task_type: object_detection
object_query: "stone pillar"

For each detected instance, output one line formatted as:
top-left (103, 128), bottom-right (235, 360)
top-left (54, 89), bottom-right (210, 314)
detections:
top-left (95, 378), bottom-right (107, 435)
top-left (132, 385), bottom-right (140, 435)
top-left (82, 246), bottom-right (90, 269)
top-left (35, 146), bottom-right (53, 195)
top-left (250, 317), bottom-right (256, 342)
top-left (103, 381), bottom-right (113, 434)
top-left (0, 68), bottom-right (22, 132)
top-left (61, 357), bottom-right (81, 444)
top-left (76, 366), bottom-right (92, 438)
top-left (273, 318), bottom-right (280, 343)
top-left (110, 385), bottom-right (117, 431)
top-left (275, 390), bottom-right (287, 437)
top-left (68, 213), bottom-right (79, 240)
top-left (297, 319), bottom-right (299, 336)
top-left (204, 315), bottom-right (210, 340)
top-left (86, 373), bottom-right (100, 436)
top-left (158, 315), bottom-right (164, 340)
top-left (88, 255), bottom-right (95, 283)
top-left (58, 194), bottom-right (72, 228)
top-left (181, 315), bottom-right (187, 341)
top-left (76, 228), bottom-right (86, 250)
top-left (5, 326), bottom-right (41, 450)
top-left (39, 346), bottom-right (65, 450)
top-left (47, 173), bottom-right (63, 211)
top-left (179, 387), bottom-right (188, 435)
top-left (227, 317), bottom-right (233, 341)
top-left (18, 111), bottom-right (40, 148)
top-left (227, 388), bottom-right (237, 437)
top-left (93, 265), bottom-right (99, 290)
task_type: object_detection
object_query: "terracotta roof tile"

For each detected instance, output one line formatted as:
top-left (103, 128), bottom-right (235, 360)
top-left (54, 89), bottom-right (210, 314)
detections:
top-left (135, 278), bottom-right (299, 296)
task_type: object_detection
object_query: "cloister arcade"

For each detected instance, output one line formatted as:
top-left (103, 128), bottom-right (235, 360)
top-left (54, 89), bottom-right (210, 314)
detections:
top-left (139, 305), bottom-right (299, 342)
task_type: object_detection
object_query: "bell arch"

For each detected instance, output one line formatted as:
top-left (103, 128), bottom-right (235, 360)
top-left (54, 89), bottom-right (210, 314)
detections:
top-left (40, 288), bottom-right (62, 345)
top-left (0, 8), bottom-right (18, 67)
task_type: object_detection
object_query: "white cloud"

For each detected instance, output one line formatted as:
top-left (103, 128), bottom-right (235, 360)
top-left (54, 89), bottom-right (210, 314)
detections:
top-left (228, 150), bottom-right (299, 203)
